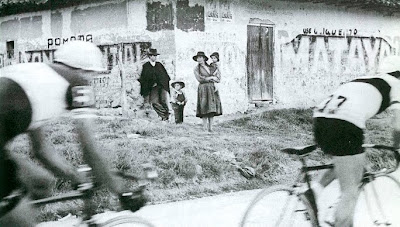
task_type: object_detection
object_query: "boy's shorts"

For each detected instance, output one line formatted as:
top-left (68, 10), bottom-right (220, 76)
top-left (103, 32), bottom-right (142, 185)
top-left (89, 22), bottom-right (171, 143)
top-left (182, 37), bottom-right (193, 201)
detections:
top-left (313, 117), bottom-right (364, 156)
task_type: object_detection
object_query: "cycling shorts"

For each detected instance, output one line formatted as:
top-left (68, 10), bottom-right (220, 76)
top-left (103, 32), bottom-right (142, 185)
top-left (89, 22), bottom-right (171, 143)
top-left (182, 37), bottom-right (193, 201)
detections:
top-left (313, 117), bottom-right (364, 156)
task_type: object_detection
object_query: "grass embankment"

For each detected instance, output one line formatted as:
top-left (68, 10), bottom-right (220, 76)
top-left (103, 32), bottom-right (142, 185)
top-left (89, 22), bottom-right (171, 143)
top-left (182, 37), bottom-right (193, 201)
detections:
top-left (9, 108), bottom-right (394, 221)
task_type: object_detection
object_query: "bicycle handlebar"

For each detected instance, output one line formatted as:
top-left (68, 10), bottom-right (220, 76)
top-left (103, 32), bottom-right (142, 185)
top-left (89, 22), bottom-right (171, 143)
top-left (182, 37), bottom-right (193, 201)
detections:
top-left (362, 144), bottom-right (396, 150)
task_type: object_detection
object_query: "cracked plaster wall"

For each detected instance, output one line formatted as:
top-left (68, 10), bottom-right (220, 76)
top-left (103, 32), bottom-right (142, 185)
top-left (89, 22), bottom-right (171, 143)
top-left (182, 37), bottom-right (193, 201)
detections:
top-left (1, 0), bottom-right (400, 114)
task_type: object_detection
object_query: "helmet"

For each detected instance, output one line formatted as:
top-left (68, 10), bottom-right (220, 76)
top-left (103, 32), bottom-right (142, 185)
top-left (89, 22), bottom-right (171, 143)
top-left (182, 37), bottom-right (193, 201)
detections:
top-left (53, 41), bottom-right (106, 72)
top-left (377, 55), bottom-right (400, 74)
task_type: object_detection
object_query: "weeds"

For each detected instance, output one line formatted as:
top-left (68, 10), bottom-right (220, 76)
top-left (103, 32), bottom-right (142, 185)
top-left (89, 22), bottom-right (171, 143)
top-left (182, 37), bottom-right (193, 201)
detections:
top-left (8, 108), bottom-right (394, 222)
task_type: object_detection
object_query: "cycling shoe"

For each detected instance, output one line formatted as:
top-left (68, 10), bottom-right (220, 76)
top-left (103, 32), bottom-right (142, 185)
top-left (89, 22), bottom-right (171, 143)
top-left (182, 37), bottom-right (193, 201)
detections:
top-left (119, 189), bottom-right (147, 212)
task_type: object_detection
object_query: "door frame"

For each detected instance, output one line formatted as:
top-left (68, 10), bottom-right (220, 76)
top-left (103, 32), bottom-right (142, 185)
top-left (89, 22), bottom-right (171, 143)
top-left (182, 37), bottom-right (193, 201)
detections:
top-left (247, 18), bottom-right (275, 103)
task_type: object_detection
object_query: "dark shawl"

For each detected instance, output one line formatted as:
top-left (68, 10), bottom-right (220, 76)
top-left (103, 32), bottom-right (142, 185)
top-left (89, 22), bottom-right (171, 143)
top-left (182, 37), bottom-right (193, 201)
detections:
top-left (138, 62), bottom-right (171, 96)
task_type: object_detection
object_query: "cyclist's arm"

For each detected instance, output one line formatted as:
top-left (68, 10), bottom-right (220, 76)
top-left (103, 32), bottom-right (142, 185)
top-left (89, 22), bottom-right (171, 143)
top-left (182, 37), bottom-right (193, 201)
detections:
top-left (73, 116), bottom-right (123, 194)
top-left (29, 127), bottom-right (85, 185)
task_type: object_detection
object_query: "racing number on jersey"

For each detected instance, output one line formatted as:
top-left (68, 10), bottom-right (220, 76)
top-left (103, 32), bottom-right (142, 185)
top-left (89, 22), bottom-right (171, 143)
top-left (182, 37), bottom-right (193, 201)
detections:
top-left (71, 86), bottom-right (95, 108)
top-left (317, 95), bottom-right (347, 114)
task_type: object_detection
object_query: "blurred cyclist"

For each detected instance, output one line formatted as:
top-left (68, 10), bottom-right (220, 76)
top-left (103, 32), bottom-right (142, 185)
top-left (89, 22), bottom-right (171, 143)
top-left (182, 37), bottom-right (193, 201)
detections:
top-left (306, 55), bottom-right (400, 227)
top-left (0, 41), bottom-right (145, 227)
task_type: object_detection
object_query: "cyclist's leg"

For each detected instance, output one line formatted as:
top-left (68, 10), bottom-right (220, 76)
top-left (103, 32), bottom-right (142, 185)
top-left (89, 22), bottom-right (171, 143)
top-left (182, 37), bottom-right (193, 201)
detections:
top-left (318, 168), bottom-right (336, 187)
top-left (0, 197), bottom-right (37, 227)
top-left (29, 128), bottom-right (87, 187)
top-left (74, 118), bottom-right (147, 212)
top-left (12, 155), bottom-right (55, 199)
top-left (0, 139), bottom-right (37, 227)
top-left (310, 167), bottom-right (336, 199)
top-left (73, 118), bottom-right (124, 193)
top-left (332, 153), bottom-right (365, 227)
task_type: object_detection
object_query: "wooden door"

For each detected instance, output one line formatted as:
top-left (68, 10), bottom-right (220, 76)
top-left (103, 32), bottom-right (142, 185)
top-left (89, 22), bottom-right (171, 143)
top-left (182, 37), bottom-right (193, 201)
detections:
top-left (247, 24), bottom-right (274, 102)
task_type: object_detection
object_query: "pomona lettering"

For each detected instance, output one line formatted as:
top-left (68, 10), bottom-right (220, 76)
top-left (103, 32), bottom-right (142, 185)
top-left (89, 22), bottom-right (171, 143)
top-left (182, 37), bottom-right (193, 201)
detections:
top-left (48, 34), bottom-right (93, 48)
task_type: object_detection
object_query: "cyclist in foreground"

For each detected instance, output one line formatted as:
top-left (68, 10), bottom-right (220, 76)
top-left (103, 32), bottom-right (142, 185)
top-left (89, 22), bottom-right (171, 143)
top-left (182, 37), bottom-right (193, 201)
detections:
top-left (0, 41), bottom-right (145, 227)
top-left (306, 55), bottom-right (400, 227)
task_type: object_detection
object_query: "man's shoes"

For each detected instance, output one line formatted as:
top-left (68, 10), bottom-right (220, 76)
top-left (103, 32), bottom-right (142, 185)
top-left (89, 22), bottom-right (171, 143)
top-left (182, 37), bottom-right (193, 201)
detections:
top-left (299, 189), bottom-right (318, 217)
top-left (119, 188), bottom-right (147, 212)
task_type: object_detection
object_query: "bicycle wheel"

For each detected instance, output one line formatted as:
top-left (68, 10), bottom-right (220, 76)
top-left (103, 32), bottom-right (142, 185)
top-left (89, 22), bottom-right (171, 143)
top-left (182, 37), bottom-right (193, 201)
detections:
top-left (240, 185), bottom-right (318, 227)
top-left (354, 174), bottom-right (400, 227)
top-left (94, 213), bottom-right (155, 227)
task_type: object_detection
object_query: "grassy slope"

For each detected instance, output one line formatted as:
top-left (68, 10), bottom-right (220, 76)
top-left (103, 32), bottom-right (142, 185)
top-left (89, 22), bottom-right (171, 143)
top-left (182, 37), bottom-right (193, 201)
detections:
top-left (8, 108), bottom-right (394, 221)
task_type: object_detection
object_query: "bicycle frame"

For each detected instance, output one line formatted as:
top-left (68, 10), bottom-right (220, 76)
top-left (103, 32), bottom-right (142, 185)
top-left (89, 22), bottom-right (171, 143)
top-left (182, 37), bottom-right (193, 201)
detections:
top-left (240, 144), bottom-right (399, 227)
top-left (297, 156), bottom-right (334, 190)
top-left (29, 168), bottom-right (156, 224)
top-left (292, 144), bottom-right (399, 226)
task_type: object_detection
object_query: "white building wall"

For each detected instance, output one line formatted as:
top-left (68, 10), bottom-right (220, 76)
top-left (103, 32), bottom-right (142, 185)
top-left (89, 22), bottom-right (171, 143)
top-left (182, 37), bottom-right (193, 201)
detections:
top-left (235, 0), bottom-right (400, 108)
top-left (1, 0), bottom-right (400, 114)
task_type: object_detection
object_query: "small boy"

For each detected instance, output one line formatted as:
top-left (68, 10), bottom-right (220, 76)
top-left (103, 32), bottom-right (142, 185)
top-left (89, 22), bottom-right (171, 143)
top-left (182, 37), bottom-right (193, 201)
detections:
top-left (170, 80), bottom-right (187, 124)
top-left (209, 52), bottom-right (220, 93)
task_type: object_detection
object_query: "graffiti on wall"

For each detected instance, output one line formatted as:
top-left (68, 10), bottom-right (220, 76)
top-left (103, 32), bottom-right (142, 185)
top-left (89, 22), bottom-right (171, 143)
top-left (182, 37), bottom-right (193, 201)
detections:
top-left (176, 0), bottom-right (204, 32)
top-left (176, 31), bottom-right (247, 115)
top-left (303, 28), bottom-right (358, 37)
top-left (177, 32), bottom-right (243, 75)
top-left (0, 42), bottom-right (151, 109)
top-left (279, 33), bottom-right (396, 76)
top-left (48, 34), bottom-right (93, 48)
top-left (275, 29), bottom-right (400, 106)
top-left (93, 42), bottom-right (151, 109)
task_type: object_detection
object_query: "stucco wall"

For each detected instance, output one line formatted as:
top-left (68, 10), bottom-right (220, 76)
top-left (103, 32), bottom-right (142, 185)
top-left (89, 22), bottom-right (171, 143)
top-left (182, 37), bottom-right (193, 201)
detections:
top-left (0, 0), bottom-right (176, 112)
top-left (1, 0), bottom-right (400, 115)
top-left (173, 0), bottom-right (400, 114)
top-left (234, 0), bottom-right (400, 108)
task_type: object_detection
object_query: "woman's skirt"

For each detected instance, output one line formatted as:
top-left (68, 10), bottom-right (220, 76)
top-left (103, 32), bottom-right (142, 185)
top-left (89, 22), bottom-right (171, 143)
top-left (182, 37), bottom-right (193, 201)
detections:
top-left (196, 83), bottom-right (222, 118)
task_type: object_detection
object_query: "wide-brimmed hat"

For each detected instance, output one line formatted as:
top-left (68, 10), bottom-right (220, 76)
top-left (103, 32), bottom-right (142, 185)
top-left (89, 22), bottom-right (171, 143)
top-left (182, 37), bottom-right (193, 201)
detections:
top-left (171, 80), bottom-right (185, 88)
top-left (148, 48), bottom-right (160, 56)
top-left (193, 51), bottom-right (208, 61)
top-left (210, 52), bottom-right (219, 62)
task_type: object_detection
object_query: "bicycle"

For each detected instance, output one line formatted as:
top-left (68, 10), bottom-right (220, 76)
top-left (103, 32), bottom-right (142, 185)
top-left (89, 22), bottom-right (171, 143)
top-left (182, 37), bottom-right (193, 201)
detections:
top-left (240, 144), bottom-right (400, 227)
top-left (12, 164), bottom-right (158, 227)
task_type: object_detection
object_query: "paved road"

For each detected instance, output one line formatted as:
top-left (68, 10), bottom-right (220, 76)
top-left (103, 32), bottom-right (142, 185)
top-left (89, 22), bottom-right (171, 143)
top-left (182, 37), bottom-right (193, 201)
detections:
top-left (37, 168), bottom-right (400, 227)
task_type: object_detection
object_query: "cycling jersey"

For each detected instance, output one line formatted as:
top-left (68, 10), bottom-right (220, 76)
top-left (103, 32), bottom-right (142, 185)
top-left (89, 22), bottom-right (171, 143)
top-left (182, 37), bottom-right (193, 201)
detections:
top-left (1, 63), bottom-right (70, 131)
top-left (313, 73), bottom-right (400, 129)
top-left (0, 63), bottom-right (95, 132)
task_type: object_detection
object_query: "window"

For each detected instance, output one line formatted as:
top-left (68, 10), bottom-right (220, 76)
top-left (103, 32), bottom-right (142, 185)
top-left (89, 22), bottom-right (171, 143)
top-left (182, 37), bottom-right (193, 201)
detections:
top-left (6, 40), bottom-right (14, 59)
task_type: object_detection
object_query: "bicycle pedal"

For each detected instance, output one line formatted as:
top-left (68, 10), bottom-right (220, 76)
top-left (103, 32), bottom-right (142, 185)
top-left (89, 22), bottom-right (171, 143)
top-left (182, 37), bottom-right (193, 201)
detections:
top-left (77, 182), bottom-right (94, 192)
top-left (374, 220), bottom-right (392, 226)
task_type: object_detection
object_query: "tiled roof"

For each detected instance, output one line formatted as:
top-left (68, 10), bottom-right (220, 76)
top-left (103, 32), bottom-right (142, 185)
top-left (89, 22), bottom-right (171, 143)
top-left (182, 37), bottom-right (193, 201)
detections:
top-left (1, 0), bottom-right (400, 17)
top-left (0, 0), bottom-right (101, 17)
top-left (285, 0), bottom-right (400, 13)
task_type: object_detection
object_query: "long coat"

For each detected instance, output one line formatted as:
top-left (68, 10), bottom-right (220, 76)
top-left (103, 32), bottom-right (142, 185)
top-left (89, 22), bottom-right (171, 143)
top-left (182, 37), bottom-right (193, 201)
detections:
top-left (139, 62), bottom-right (170, 97)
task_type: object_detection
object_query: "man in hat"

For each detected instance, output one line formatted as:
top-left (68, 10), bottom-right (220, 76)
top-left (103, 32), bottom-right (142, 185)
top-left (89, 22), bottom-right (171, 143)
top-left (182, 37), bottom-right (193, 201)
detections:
top-left (138, 48), bottom-right (172, 121)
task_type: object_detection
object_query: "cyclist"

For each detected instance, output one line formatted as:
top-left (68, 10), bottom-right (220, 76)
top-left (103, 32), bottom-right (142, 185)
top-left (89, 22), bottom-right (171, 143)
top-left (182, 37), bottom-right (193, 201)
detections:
top-left (306, 55), bottom-right (400, 227)
top-left (0, 41), bottom-right (146, 227)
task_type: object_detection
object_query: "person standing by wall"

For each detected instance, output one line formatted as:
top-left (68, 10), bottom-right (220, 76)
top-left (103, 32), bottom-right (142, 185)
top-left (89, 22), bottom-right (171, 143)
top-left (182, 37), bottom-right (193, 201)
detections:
top-left (170, 80), bottom-right (187, 124)
top-left (193, 51), bottom-right (222, 132)
top-left (209, 52), bottom-right (220, 93)
top-left (138, 49), bottom-right (171, 121)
